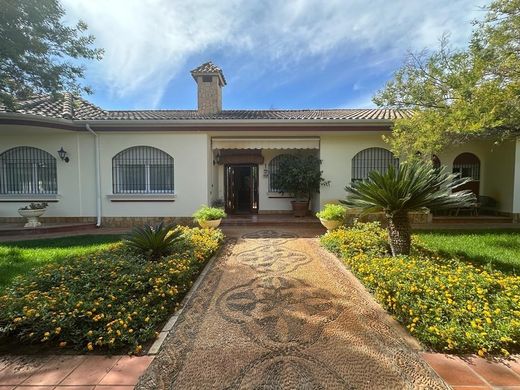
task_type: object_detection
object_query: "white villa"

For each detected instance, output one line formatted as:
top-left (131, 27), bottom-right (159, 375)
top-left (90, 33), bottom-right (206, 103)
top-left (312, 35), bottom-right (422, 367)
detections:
top-left (0, 62), bottom-right (519, 226)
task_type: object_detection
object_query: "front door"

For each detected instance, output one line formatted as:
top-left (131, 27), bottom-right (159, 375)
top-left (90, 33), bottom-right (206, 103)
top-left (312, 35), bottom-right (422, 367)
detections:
top-left (225, 164), bottom-right (259, 214)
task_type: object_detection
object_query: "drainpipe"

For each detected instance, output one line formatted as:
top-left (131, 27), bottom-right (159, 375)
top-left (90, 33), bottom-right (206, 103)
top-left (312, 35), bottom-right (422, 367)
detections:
top-left (86, 124), bottom-right (102, 227)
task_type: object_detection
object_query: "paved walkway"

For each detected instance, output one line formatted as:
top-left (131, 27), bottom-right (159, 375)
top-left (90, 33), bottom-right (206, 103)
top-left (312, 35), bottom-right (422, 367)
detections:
top-left (136, 229), bottom-right (448, 389)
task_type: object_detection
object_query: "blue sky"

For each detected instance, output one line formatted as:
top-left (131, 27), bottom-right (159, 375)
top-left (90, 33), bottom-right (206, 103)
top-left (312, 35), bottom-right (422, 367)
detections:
top-left (61, 0), bottom-right (489, 111)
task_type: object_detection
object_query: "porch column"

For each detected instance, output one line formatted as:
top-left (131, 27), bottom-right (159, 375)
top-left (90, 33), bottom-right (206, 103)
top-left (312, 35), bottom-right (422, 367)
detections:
top-left (513, 137), bottom-right (520, 221)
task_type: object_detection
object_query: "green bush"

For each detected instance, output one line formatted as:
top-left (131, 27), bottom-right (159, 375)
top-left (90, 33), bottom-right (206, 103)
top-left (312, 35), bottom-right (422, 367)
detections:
top-left (123, 222), bottom-right (183, 260)
top-left (316, 204), bottom-right (347, 221)
top-left (0, 227), bottom-right (224, 354)
top-left (320, 222), bottom-right (520, 356)
top-left (192, 205), bottom-right (227, 221)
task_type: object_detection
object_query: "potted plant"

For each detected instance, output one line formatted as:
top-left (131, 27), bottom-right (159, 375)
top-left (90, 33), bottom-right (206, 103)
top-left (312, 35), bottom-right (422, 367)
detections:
top-left (271, 154), bottom-right (329, 217)
top-left (193, 205), bottom-right (227, 228)
top-left (18, 202), bottom-right (49, 228)
top-left (316, 204), bottom-right (346, 230)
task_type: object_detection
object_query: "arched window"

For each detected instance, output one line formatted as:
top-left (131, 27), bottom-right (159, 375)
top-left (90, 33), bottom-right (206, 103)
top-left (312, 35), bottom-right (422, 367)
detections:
top-left (453, 153), bottom-right (480, 181)
top-left (268, 154), bottom-right (295, 192)
top-left (0, 147), bottom-right (57, 194)
top-left (112, 146), bottom-right (174, 194)
top-left (351, 147), bottom-right (399, 182)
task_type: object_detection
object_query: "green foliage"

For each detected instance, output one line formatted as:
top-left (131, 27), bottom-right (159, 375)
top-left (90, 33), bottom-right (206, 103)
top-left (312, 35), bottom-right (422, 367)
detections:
top-left (320, 221), bottom-right (388, 257)
top-left (192, 205), bottom-right (227, 221)
top-left (316, 204), bottom-right (347, 221)
top-left (270, 154), bottom-right (329, 200)
top-left (374, 0), bottom-right (520, 157)
top-left (18, 202), bottom-right (48, 210)
top-left (0, 227), bottom-right (223, 354)
top-left (343, 160), bottom-right (475, 216)
top-left (321, 222), bottom-right (520, 356)
top-left (0, 0), bottom-right (103, 109)
top-left (122, 222), bottom-right (182, 260)
top-left (0, 235), bottom-right (121, 290)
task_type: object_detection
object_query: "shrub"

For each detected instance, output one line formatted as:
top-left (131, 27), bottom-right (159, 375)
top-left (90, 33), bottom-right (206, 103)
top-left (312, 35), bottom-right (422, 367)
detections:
top-left (0, 227), bottom-right (224, 354)
top-left (192, 205), bottom-right (227, 221)
top-left (316, 204), bottom-right (347, 221)
top-left (320, 222), bottom-right (520, 356)
top-left (320, 220), bottom-right (388, 257)
top-left (122, 222), bottom-right (182, 260)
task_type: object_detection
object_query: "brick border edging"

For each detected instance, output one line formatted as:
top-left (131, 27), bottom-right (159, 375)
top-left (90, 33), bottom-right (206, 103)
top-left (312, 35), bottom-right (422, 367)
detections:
top-left (146, 241), bottom-right (226, 355)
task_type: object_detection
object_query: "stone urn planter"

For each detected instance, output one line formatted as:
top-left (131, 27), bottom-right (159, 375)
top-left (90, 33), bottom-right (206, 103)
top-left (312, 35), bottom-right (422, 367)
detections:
top-left (197, 219), bottom-right (222, 229)
top-left (319, 218), bottom-right (342, 231)
top-left (18, 208), bottom-right (46, 228)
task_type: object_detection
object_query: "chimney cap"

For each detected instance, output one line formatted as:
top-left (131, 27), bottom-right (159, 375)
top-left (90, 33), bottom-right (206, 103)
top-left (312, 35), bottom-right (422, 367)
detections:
top-left (190, 61), bottom-right (227, 86)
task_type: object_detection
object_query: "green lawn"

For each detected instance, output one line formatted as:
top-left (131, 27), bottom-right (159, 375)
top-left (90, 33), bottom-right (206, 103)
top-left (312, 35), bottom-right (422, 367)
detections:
top-left (0, 235), bottom-right (122, 290)
top-left (415, 230), bottom-right (520, 273)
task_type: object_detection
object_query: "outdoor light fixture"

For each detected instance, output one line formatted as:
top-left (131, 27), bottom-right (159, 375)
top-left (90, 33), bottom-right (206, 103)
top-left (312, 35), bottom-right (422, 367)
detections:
top-left (263, 164), bottom-right (269, 177)
top-left (57, 147), bottom-right (70, 163)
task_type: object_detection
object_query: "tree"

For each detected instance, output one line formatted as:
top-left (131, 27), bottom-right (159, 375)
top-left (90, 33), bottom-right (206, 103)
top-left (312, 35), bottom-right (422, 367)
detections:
top-left (0, 0), bottom-right (103, 110)
top-left (374, 0), bottom-right (520, 157)
top-left (341, 160), bottom-right (475, 256)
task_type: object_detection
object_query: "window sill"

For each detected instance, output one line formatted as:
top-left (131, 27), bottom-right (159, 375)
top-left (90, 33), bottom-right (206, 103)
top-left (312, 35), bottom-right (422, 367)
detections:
top-left (267, 192), bottom-right (295, 199)
top-left (0, 194), bottom-right (61, 202)
top-left (107, 194), bottom-right (176, 202)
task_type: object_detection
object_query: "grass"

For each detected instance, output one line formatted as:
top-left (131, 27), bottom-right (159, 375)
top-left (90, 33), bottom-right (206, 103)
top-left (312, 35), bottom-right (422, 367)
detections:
top-left (415, 230), bottom-right (520, 273)
top-left (0, 235), bottom-right (121, 290)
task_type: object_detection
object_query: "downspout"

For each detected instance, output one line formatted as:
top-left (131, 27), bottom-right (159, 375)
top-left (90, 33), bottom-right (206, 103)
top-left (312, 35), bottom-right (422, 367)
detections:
top-left (86, 124), bottom-right (102, 227)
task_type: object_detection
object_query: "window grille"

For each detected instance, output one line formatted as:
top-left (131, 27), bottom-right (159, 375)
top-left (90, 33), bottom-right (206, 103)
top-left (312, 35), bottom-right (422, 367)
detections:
top-left (268, 154), bottom-right (295, 192)
top-left (0, 147), bottom-right (57, 194)
top-left (112, 146), bottom-right (174, 194)
top-left (453, 153), bottom-right (480, 181)
top-left (351, 147), bottom-right (399, 182)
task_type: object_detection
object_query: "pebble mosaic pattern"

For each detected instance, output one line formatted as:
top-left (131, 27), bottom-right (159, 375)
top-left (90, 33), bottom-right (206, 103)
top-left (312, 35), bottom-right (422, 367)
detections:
top-left (136, 230), bottom-right (448, 389)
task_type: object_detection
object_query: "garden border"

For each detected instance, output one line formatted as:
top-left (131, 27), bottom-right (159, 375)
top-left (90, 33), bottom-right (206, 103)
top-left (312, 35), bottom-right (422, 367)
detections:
top-left (147, 240), bottom-right (226, 355)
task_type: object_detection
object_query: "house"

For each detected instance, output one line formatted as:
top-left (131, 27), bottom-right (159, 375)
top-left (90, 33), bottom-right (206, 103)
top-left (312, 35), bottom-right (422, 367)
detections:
top-left (1, 62), bottom-right (519, 226)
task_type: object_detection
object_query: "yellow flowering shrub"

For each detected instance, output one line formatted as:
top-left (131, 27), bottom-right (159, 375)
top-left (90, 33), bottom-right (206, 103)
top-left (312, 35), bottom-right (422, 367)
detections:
top-left (0, 227), bottom-right (223, 354)
top-left (321, 222), bottom-right (520, 356)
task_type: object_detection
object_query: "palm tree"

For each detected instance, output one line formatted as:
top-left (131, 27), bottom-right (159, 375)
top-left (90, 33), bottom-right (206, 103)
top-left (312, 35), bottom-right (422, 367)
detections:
top-left (341, 160), bottom-right (475, 256)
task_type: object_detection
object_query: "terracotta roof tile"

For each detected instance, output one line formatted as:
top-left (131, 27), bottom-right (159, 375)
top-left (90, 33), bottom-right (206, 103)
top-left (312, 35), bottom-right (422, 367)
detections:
top-left (0, 94), bottom-right (411, 122)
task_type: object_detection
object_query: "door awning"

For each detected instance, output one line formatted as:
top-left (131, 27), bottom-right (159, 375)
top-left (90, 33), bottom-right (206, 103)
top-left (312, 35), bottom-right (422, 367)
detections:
top-left (211, 138), bottom-right (320, 150)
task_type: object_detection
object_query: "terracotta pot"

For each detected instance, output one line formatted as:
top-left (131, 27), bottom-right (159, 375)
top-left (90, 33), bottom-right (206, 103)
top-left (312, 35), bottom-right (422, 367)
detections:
top-left (319, 218), bottom-right (342, 231)
top-left (198, 219), bottom-right (222, 228)
top-left (291, 200), bottom-right (309, 217)
top-left (18, 208), bottom-right (46, 228)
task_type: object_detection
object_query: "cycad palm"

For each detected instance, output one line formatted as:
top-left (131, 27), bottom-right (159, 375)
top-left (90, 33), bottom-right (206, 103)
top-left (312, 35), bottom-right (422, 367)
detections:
top-left (341, 160), bottom-right (475, 256)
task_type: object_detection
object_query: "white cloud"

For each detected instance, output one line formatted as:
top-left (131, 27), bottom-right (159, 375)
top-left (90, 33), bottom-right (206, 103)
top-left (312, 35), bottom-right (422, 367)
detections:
top-left (61, 0), bottom-right (488, 108)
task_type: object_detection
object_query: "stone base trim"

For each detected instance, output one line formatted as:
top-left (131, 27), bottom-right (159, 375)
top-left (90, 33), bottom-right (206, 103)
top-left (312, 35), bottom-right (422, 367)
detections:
top-left (101, 217), bottom-right (193, 228)
top-left (0, 216), bottom-right (96, 224)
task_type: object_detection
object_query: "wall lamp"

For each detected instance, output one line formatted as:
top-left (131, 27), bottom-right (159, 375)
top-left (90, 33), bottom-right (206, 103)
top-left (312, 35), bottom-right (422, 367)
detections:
top-left (57, 147), bottom-right (70, 163)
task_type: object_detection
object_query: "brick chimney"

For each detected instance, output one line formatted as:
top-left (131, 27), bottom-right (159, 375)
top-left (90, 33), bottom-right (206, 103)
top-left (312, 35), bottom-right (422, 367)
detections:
top-left (190, 61), bottom-right (226, 115)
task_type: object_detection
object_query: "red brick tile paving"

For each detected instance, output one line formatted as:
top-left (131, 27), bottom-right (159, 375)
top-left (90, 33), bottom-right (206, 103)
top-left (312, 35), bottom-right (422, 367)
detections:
top-left (98, 356), bottom-right (154, 386)
top-left (0, 355), bottom-right (153, 389)
top-left (422, 353), bottom-right (520, 390)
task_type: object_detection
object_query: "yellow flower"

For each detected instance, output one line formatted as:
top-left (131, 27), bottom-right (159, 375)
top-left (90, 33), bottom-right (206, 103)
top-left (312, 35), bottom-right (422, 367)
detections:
top-left (59, 341), bottom-right (67, 348)
top-left (87, 342), bottom-right (94, 351)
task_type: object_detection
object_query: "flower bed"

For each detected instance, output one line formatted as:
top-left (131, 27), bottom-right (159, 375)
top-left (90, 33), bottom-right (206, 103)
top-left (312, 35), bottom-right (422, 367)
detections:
top-left (0, 227), bottom-right (224, 354)
top-left (321, 222), bottom-right (520, 356)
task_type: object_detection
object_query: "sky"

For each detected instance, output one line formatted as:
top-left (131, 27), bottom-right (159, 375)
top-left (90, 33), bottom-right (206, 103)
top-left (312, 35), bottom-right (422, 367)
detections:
top-left (60, 0), bottom-right (489, 111)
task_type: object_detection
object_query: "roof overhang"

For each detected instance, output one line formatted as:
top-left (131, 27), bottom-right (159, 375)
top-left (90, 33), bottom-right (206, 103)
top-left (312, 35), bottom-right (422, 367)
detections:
top-left (212, 137), bottom-right (320, 150)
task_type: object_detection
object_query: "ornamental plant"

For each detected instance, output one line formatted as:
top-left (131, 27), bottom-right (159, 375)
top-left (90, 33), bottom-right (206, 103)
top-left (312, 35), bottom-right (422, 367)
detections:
top-left (123, 222), bottom-right (182, 260)
top-left (19, 202), bottom-right (48, 210)
top-left (0, 226), bottom-right (223, 354)
top-left (192, 205), bottom-right (227, 221)
top-left (342, 160), bottom-right (475, 255)
top-left (316, 204), bottom-right (347, 221)
top-left (321, 222), bottom-right (520, 356)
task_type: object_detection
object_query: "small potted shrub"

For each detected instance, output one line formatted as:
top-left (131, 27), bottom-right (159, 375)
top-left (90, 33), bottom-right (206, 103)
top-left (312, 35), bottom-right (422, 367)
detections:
top-left (193, 205), bottom-right (227, 228)
top-left (18, 202), bottom-right (48, 228)
top-left (316, 204), bottom-right (346, 230)
top-left (270, 154), bottom-right (329, 217)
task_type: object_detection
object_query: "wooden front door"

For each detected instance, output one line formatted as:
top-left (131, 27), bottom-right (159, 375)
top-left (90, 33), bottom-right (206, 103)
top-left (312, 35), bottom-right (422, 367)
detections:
top-left (225, 164), bottom-right (259, 214)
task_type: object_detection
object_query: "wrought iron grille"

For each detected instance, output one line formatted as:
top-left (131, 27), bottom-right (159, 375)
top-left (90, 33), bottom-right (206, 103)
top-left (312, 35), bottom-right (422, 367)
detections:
top-left (453, 153), bottom-right (480, 181)
top-left (268, 154), bottom-right (294, 192)
top-left (0, 146), bottom-right (57, 194)
top-left (351, 147), bottom-right (399, 182)
top-left (112, 146), bottom-right (174, 194)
